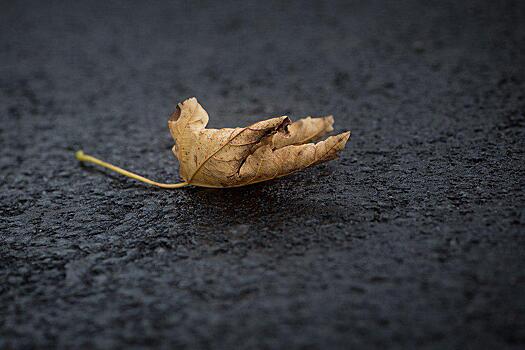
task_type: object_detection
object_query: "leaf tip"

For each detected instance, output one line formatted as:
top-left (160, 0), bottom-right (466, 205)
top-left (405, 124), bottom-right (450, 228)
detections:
top-left (341, 131), bottom-right (351, 144)
top-left (170, 97), bottom-right (198, 123)
top-left (169, 105), bottom-right (182, 122)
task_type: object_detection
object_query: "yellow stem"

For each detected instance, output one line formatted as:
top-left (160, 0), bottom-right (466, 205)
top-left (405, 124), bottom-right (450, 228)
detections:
top-left (75, 150), bottom-right (189, 189)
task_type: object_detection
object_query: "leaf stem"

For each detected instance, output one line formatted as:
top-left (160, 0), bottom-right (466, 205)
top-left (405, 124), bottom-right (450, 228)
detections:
top-left (75, 150), bottom-right (189, 189)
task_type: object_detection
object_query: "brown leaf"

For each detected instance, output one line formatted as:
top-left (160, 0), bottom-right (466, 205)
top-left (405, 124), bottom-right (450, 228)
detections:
top-left (168, 97), bottom-right (350, 188)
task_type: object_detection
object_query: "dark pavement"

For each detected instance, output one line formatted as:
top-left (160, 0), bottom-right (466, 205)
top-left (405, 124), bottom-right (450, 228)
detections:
top-left (1, 0), bottom-right (524, 348)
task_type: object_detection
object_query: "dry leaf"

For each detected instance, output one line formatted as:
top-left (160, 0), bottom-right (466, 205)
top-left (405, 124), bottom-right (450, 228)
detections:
top-left (75, 97), bottom-right (350, 189)
top-left (168, 97), bottom-right (350, 188)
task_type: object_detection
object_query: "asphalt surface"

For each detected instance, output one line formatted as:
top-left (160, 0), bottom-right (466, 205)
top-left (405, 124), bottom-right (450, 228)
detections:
top-left (1, 0), bottom-right (524, 349)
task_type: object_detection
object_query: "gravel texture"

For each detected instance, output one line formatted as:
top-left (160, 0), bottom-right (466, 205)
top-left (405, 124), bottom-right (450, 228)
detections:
top-left (1, 0), bottom-right (524, 349)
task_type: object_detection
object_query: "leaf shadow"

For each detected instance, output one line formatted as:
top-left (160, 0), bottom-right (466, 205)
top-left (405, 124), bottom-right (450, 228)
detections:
top-left (181, 176), bottom-right (315, 230)
top-left (181, 167), bottom-right (348, 226)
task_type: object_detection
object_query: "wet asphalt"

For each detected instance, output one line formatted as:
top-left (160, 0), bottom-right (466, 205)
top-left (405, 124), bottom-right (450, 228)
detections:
top-left (1, 0), bottom-right (524, 349)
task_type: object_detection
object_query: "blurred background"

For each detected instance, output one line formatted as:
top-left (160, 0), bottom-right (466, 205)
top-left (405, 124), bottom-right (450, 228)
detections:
top-left (1, 0), bottom-right (524, 349)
